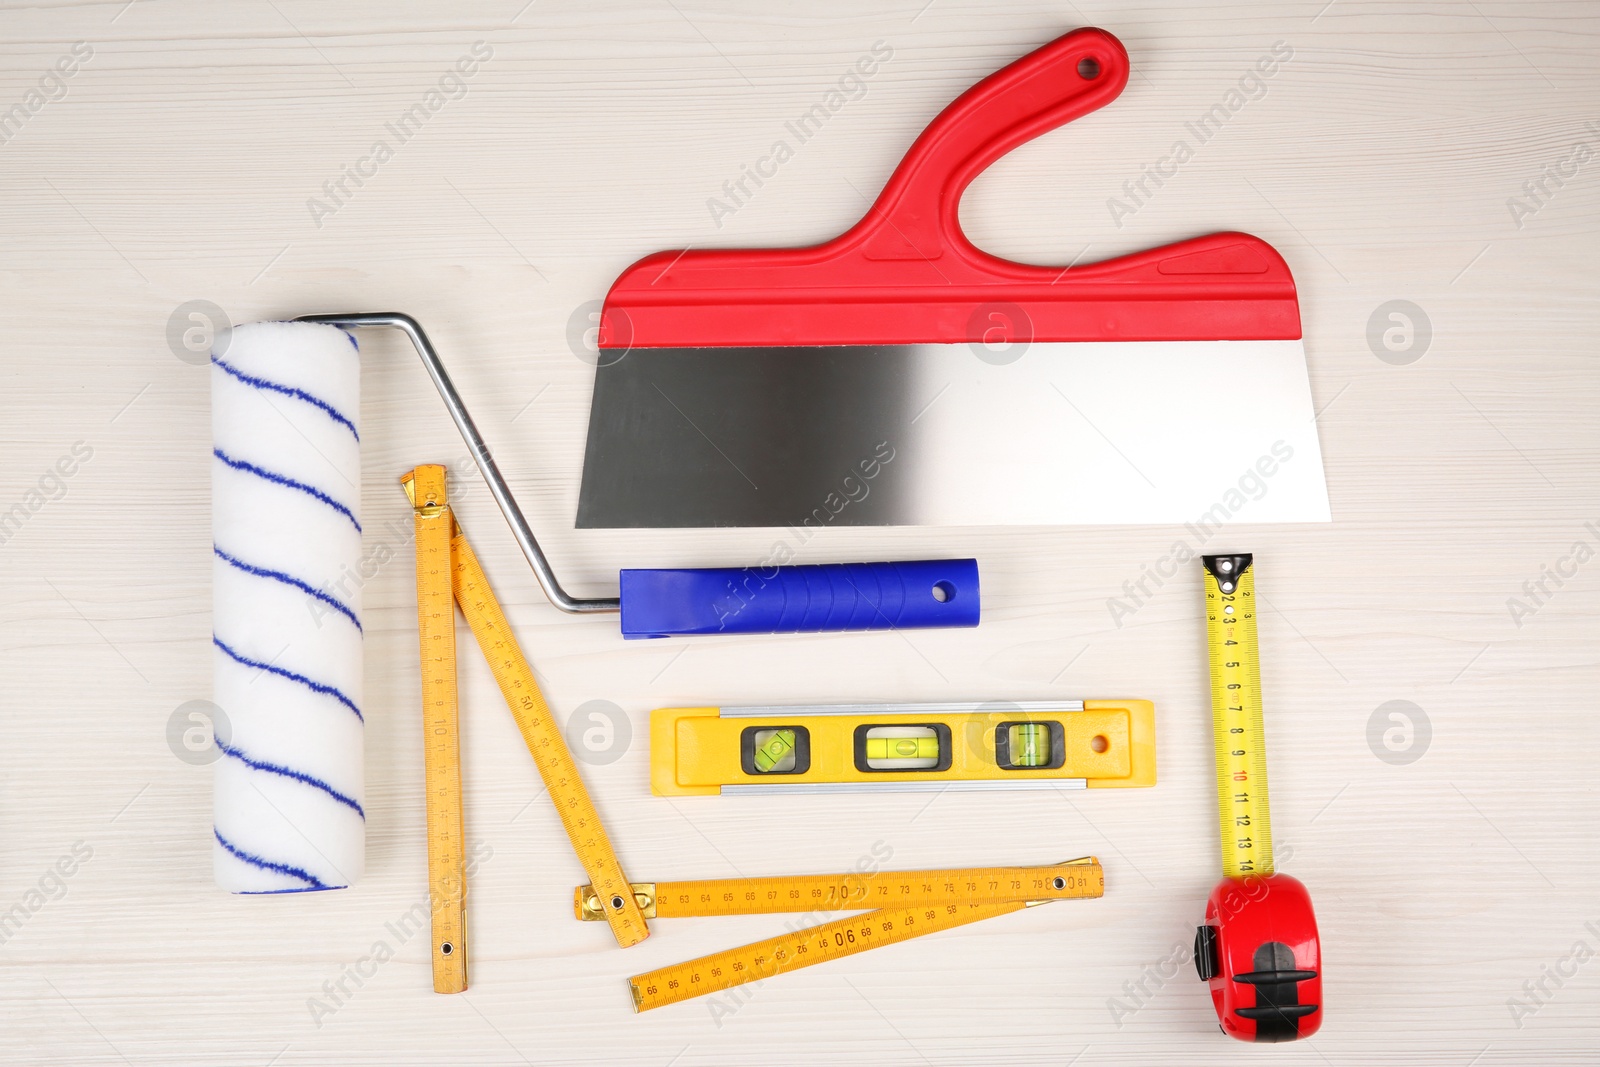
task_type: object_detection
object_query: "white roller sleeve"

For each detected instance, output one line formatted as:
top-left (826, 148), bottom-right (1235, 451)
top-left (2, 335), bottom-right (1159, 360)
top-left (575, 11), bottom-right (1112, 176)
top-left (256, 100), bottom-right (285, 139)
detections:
top-left (211, 321), bottom-right (365, 893)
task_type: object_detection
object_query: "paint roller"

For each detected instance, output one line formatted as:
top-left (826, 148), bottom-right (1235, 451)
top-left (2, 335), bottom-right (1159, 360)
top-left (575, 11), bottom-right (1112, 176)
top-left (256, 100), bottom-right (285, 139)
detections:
top-left (212, 322), bottom-right (365, 892)
top-left (209, 312), bottom-right (978, 892)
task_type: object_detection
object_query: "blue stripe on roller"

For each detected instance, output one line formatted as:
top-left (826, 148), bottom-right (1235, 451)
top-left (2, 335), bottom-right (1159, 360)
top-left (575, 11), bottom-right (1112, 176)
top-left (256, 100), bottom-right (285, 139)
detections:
top-left (212, 546), bottom-right (362, 632)
top-left (216, 738), bottom-right (365, 819)
top-left (213, 828), bottom-right (329, 889)
top-left (212, 636), bottom-right (364, 722)
top-left (212, 447), bottom-right (361, 533)
top-left (238, 885), bottom-right (341, 895)
top-left (211, 355), bottom-right (360, 442)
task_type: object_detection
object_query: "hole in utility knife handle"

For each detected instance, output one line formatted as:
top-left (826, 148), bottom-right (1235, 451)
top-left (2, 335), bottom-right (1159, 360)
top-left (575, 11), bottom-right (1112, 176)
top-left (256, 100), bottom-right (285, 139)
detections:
top-left (1077, 56), bottom-right (1101, 79)
top-left (932, 581), bottom-right (955, 603)
top-left (1090, 734), bottom-right (1109, 754)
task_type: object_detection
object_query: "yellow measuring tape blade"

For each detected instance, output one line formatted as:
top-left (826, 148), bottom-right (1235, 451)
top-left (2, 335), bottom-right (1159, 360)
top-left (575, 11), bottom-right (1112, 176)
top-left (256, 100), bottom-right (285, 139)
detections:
top-left (615, 860), bottom-right (1101, 1011)
top-left (402, 465), bottom-right (649, 951)
top-left (577, 859), bottom-right (1102, 919)
top-left (410, 465), bottom-right (468, 994)
top-left (1202, 554), bottom-right (1274, 879)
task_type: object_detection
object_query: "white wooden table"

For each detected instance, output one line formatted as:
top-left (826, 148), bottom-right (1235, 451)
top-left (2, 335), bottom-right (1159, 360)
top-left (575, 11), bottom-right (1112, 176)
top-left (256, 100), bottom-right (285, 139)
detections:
top-left (2, 2), bottom-right (1596, 1063)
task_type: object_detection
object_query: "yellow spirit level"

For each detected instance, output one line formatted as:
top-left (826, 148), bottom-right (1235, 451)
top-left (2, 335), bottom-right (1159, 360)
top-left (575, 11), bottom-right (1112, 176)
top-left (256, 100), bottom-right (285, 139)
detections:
top-left (651, 701), bottom-right (1155, 796)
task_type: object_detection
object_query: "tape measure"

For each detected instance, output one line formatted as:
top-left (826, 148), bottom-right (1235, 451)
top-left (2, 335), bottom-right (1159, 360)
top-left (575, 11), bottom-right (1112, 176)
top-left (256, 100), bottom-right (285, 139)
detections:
top-left (1201, 554), bottom-right (1273, 878)
top-left (1194, 554), bottom-right (1322, 1042)
top-left (579, 859), bottom-right (1103, 1012)
top-left (405, 465), bottom-right (649, 973)
top-left (651, 702), bottom-right (1156, 796)
top-left (411, 465), bottom-right (468, 993)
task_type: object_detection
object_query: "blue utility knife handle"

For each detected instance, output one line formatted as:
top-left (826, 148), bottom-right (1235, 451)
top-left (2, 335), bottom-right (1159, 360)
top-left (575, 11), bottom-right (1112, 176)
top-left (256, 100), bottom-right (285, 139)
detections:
top-left (617, 559), bottom-right (979, 638)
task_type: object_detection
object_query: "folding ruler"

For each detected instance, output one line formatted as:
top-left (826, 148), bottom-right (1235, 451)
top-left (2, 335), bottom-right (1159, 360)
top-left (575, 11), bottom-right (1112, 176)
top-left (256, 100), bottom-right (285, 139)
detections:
top-left (576, 858), bottom-right (1104, 1011)
top-left (407, 464), bottom-right (649, 993)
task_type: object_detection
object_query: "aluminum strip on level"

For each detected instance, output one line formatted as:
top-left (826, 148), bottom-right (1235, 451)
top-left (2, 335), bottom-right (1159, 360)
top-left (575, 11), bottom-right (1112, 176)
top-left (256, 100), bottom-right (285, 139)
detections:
top-left (722, 779), bottom-right (1088, 795)
top-left (719, 701), bottom-right (1086, 718)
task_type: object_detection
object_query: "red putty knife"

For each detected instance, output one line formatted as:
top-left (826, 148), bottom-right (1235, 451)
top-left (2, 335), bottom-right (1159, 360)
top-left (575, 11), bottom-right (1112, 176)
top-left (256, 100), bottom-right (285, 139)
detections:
top-left (577, 28), bottom-right (1330, 529)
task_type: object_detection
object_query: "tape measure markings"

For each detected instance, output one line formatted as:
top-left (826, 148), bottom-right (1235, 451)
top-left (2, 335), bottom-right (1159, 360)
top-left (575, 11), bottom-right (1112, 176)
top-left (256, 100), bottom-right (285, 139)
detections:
top-left (1202, 554), bottom-right (1274, 879)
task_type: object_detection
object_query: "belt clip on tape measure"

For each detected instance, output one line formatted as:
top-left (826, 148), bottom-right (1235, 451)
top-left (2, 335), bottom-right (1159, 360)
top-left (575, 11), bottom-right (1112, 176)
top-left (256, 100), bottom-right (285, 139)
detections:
top-left (1193, 554), bottom-right (1322, 1042)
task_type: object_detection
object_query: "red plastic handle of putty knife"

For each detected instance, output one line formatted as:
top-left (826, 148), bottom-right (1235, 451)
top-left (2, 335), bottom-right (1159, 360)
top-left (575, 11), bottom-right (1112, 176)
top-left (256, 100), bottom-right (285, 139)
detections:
top-left (848, 26), bottom-right (1129, 265)
top-left (602, 27), bottom-right (1301, 347)
top-left (616, 559), bottom-right (979, 639)
top-left (1194, 874), bottom-right (1323, 1042)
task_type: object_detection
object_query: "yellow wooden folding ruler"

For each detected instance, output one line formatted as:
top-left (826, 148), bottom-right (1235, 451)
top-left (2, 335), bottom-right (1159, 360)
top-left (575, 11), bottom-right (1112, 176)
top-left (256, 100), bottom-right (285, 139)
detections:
top-left (576, 858), bottom-right (1104, 1011)
top-left (410, 465), bottom-right (469, 993)
top-left (406, 465), bottom-right (648, 994)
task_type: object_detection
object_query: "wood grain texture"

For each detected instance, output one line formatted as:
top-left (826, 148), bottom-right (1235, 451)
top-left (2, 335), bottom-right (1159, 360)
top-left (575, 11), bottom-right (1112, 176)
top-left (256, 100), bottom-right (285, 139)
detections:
top-left (0, 1), bottom-right (1596, 1063)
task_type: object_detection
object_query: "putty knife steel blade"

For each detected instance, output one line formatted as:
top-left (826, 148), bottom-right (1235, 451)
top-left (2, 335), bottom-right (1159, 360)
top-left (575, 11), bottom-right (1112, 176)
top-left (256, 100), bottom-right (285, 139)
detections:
top-left (576, 340), bottom-right (1329, 529)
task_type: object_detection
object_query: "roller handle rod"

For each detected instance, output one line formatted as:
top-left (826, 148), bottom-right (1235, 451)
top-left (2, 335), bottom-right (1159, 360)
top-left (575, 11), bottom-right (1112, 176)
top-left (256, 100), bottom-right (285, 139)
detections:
top-left (296, 312), bottom-right (620, 615)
